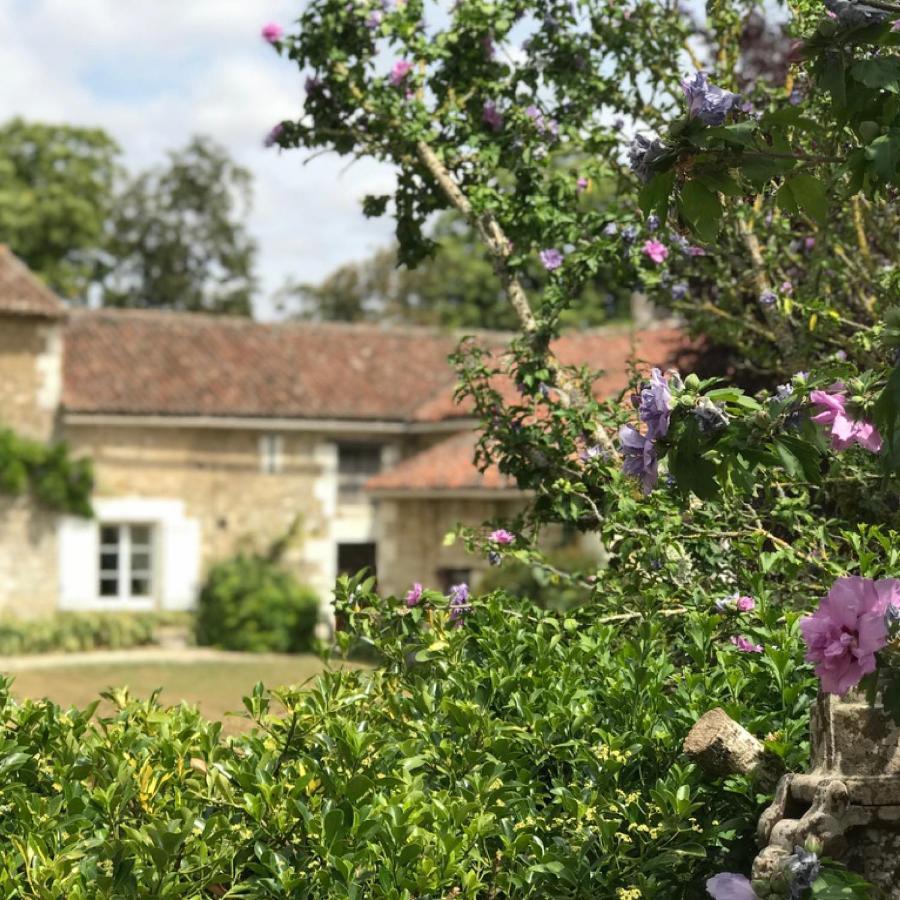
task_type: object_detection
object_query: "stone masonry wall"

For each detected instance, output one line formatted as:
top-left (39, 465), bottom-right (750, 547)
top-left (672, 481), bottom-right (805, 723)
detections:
top-left (374, 495), bottom-right (527, 598)
top-left (65, 425), bottom-right (331, 590)
top-left (0, 318), bottom-right (62, 441)
top-left (0, 497), bottom-right (58, 619)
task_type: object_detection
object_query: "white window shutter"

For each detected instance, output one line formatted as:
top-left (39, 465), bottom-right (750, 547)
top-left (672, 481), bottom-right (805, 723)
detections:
top-left (161, 517), bottom-right (201, 610)
top-left (58, 517), bottom-right (99, 609)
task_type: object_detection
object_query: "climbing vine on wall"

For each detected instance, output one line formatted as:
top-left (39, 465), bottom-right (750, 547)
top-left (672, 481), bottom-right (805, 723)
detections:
top-left (0, 427), bottom-right (93, 517)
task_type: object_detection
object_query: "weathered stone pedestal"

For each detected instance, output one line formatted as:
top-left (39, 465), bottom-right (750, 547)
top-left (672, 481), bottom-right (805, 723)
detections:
top-left (753, 691), bottom-right (900, 895)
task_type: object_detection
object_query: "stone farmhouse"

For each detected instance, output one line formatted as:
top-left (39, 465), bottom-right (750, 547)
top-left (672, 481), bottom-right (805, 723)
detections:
top-left (0, 247), bottom-right (689, 623)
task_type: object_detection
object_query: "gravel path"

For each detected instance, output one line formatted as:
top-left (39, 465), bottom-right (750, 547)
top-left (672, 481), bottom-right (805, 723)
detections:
top-left (0, 646), bottom-right (303, 672)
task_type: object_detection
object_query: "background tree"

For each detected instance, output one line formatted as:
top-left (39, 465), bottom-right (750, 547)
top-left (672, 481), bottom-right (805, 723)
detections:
top-left (280, 210), bottom-right (631, 329)
top-left (0, 118), bottom-right (120, 300)
top-left (101, 136), bottom-right (257, 316)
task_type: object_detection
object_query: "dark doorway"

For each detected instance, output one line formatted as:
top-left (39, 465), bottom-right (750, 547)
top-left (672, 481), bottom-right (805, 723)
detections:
top-left (337, 542), bottom-right (377, 580)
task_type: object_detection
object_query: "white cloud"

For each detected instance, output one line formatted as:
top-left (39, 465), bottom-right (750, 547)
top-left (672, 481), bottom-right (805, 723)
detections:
top-left (0, 0), bottom-right (397, 318)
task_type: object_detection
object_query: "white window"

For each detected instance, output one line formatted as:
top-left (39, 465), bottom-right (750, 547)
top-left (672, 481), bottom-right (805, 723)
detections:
top-left (260, 434), bottom-right (284, 474)
top-left (337, 443), bottom-right (382, 501)
top-left (99, 523), bottom-right (155, 602)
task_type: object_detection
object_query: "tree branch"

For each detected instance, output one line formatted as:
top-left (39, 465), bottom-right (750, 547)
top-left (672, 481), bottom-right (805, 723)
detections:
top-left (415, 139), bottom-right (619, 459)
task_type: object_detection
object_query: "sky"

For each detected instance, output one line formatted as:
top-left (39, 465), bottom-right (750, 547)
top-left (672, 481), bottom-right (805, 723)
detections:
top-left (0, 0), bottom-right (398, 319)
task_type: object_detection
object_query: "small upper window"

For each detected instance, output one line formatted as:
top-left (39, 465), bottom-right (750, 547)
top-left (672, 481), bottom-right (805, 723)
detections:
top-left (99, 523), bottom-right (154, 602)
top-left (260, 434), bottom-right (284, 474)
top-left (337, 443), bottom-right (382, 501)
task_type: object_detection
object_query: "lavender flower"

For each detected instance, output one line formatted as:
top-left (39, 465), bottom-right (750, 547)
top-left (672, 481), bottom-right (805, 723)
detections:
top-left (602, 222), bottom-right (618, 237)
top-left (482, 100), bottom-right (504, 132)
top-left (681, 71), bottom-right (740, 126)
top-left (540, 248), bottom-right (565, 271)
top-left (670, 281), bottom-right (689, 300)
top-left (488, 551), bottom-right (502, 566)
top-left (619, 425), bottom-right (658, 494)
top-left (638, 368), bottom-right (672, 440)
top-left (622, 225), bottom-right (638, 243)
top-left (758, 289), bottom-right (777, 307)
top-left (646, 213), bottom-right (660, 232)
top-left (775, 382), bottom-right (794, 401)
top-left (628, 133), bottom-right (667, 183)
top-left (367, 10), bottom-right (384, 28)
top-left (449, 583), bottom-right (470, 624)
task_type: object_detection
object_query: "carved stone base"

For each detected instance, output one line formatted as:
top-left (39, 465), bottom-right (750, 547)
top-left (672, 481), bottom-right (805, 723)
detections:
top-left (752, 692), bottom-right (900, 896)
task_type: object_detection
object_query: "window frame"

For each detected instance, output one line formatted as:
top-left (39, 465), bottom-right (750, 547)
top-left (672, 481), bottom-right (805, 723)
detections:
top-left (98, 522), bottom-right (156, 607)
top-left (336, 442), bottom-right (383, 502)
top-left (259, 433), bottom-right (285, 474)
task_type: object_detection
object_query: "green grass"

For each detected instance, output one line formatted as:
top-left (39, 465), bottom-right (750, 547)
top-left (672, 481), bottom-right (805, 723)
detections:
top-left (8, 655), bottom-right (355, 734)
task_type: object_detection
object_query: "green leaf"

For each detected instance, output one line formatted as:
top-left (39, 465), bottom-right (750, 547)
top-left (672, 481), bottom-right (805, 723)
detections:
top-left (323, 808), bottom-right (346, 846)
top-left (778, 174), bottom-right (828, 224)
top-left (874, 363), bottom-right (900, 471)
top-left (639, 170), bottom-right (676, 222)
top-left (678, 181), bottom-right (722, 242)
top-left (851, 57), bottom-right (900, 92)
top-left (867, 130), bottom-right (900, 182)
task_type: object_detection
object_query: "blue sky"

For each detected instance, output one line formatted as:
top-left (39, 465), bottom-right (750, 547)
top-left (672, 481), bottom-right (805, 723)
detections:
top-left (0, 0), bottom-right (397, 318)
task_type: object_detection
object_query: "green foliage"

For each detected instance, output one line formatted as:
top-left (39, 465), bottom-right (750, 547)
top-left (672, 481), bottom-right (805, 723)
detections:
top-left (100, 135), bottom-right (257, 315)
top-left (282, 210), bottom-right (631, 330)
top-left (195, 553), bottom-right (319, 653)
top-left (0, 426), bottom-right (92, 516)
top-left (0, 118), bottom-right (120, 299)
top-left (0, 612), bottom-right (189, 656)
top-left (476, 545), bottom-right (598, 611)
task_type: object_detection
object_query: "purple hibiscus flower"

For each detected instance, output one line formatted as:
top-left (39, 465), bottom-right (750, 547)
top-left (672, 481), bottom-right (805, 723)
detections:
top-left (731, 635), bottom-right (763, 653)
top-left (405, 582), bottom-right (423, 608)
top-left (540, 248), bottom-right (564, 271)
top-left (389, 60), bottom-right (413, 86)
top-left (800, 576), bottom-right (900, 695)
top-left (628, 133), bottom-right (667, 183)
top-left (619, 424), bottom-right (658, 494)
top-left (638, 368), bottom-right (673, 440)
top-left (681, 71), bottom-right (740, 125)
top-left (261, 22), bottom-right (284, 43)
top-left (706, 872), bottom-right (757, 900)
top-left (482, 100), bottom-right (504, 131)
top-left (449, 583), bottom-right (470, 624)
top-left (810, 389), bottom-right (882, 453)
top-left (264, 123), bottom-right (284, 148)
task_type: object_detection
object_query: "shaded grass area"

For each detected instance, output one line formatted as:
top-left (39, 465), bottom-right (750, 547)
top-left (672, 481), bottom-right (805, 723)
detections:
top-left (8, 655), bottom-right (355, 734)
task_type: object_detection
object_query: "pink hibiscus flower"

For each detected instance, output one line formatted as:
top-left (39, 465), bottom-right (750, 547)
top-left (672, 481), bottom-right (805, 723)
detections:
top-left (800, 576), bottom-right (900, 695)
top-left (261, 22), bottom-right (284, 43)
top-left (389, 60), bottom-right (414, 86)
top-left (810, 389), bottom-right (882, 453)
top-left (642, 239), bottom-right (668, 264)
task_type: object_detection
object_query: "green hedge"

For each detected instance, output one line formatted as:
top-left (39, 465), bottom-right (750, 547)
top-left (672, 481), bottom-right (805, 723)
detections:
top-left (195, 553), bottom-right (319, 653)
top-left (0, 584), bottom-right (816, 897)
top-left (0, 612), bottom-right (190, 656)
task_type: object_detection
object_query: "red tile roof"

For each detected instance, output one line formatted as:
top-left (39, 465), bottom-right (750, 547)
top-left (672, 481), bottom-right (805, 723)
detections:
top-left (63, 309), bottom-right (467, 420)
top-left (370, 326), bottom-right (694, 493)
top-left (0, 246), bottom-right (66, 319)
top-left (367, 432), bottom-right (517, 492)
top-left (63, 310), bottom-right (692, 427)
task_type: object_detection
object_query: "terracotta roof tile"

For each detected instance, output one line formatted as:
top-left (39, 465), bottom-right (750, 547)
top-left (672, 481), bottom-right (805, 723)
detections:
top-left (367, 432), bottom-right (517, 492)
top-left (0, 246), bottom-right (66, 319)
top-left (63, 309), bottom-right (465, 420)
top-left (371, 326), bottom-right (696, 492)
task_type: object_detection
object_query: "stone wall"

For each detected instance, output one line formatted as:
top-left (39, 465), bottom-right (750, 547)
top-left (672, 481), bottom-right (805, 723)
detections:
top-left (66, 424), bottom-right (330, 581)
top-left (0, 317), bottom-right (62, 441)
top-left (373, 494), bottom-right (527, 597)
top-left (0, 497), bottom-right (58, 619)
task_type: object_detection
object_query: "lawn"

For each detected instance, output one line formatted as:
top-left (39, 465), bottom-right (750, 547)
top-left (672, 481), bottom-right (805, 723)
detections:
top-left (8, 654), bottom-right (356, 734)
